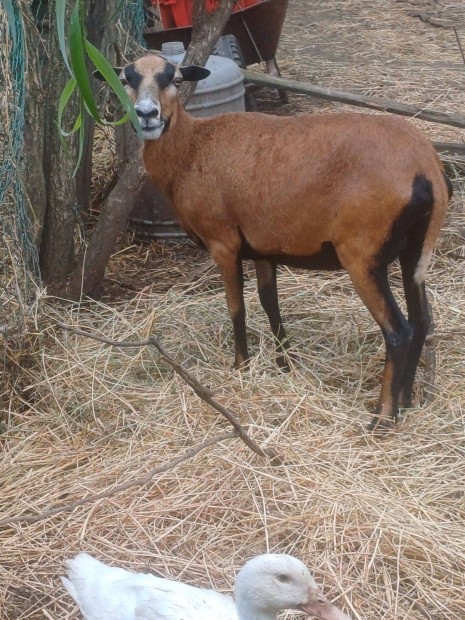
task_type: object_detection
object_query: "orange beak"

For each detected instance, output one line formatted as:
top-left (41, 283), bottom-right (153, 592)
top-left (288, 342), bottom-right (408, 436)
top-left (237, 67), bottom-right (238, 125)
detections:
top-left (298, 587), bottom-right (351, 620)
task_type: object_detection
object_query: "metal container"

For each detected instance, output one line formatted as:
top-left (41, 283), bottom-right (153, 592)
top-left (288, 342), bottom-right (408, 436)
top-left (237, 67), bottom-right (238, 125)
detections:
top-left (161, 41), bottom-right (245, 117)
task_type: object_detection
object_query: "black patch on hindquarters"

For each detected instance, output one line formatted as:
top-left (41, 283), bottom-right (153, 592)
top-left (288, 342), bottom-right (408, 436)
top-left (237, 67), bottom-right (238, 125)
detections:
top-left (239, 235), bottom-right (343, 270)
top-left (123, 64), bottom-right (142, 90)
top-left (374, 174), bottom-right (434, 269)
top-left (156, 63), bottom-right (176, 89)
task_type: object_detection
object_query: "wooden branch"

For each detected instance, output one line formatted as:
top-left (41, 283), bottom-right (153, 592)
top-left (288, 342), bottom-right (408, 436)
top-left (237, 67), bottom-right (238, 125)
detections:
top-left (67, 134), bottom-right (145, 300)
top-left (0, 431), bottom-right (235, 529)
top-left (56, 323), bottom-right (280, 463)
top-left (242, 70), bottom-right (465, 130)
top-left (180, 0), bottom-right (237, 104)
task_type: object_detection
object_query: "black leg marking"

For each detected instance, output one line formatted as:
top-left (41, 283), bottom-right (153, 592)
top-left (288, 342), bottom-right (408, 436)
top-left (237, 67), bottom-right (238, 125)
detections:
top-left (254, 259), bottom-right (290, 371)
top-left (367, 265), bottom-right (413, 430)
top-left (375, 174), bottom-right (434, 268)
top-left (398, 254), bottom-right (431, 408)
top-left (365, 174), bottom-right (435, 425)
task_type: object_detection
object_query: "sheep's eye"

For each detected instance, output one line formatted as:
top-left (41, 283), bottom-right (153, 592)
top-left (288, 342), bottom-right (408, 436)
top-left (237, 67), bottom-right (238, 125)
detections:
top-left (174, 76), bottom-right (183, 87)
top-left (277, 574), bottom-right (290, 583)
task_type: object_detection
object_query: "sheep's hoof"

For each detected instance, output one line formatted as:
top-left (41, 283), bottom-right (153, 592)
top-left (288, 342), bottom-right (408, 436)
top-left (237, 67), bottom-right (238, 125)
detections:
top-left (276, 346), bottom-right (296, 372)
top-left (368, 414), bottom-right (398, 434)
top-left (233, 359), bottom-right (250, 371)
top-left (276, 356), bottom-right (291, 373)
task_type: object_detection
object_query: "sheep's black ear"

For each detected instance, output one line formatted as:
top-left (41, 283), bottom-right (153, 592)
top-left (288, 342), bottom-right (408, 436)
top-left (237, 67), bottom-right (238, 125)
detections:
top-left (93, 67), bottom-right (123, 82)
top-left (179, 65), bottom-right (210, 82)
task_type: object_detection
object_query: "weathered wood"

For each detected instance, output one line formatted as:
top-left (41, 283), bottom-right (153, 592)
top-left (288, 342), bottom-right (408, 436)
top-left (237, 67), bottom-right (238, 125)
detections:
top-left (68, 127), bottom-right (145, 300)
top-left (242, 70), bottom-right (465, 130)
top-left (433, 142), bottom-right (465, 157)
top-left (180, 0), bottom-right (237, 104)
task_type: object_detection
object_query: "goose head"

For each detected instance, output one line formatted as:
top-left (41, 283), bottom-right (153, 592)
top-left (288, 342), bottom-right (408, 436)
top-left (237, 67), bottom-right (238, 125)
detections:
top-left (235, 554), bottom-right (350, 620)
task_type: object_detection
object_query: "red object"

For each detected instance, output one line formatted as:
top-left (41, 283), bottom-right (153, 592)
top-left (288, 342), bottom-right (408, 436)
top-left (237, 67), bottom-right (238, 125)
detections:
top-left (155, 0), bottom-right (262, 29)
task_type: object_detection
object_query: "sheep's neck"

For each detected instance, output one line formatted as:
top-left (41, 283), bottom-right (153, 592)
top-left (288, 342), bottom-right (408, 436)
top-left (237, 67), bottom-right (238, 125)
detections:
top-left (142, 100), bottom-right (195, 197)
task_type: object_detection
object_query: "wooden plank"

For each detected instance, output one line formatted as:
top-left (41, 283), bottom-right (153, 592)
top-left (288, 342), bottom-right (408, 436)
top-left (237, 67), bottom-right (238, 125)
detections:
top-left (242, 70), bottom-right (465, 130)
top-left (433, 142), bottom-right (465, 157)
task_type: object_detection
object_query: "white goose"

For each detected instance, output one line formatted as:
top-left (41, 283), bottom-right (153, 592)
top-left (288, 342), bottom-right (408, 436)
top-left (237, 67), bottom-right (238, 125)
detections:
top-left (62, 552), bottom-right (351, 620)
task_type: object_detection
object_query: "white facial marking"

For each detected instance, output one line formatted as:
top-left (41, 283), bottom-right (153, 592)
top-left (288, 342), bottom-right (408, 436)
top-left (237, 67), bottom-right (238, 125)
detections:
top-left (134, 97), bottom-right (160, 116)
top-left (141, 124), bottom-right (165, 140)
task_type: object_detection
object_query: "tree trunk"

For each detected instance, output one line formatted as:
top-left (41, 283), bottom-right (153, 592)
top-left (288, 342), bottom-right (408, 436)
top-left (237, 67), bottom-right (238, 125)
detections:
top-left (39, 0), bottom-right (79, 286)
top-left (68, 127), bottom-right (144, 299)
top-left (21, 0), bottom-right (47, 247)
top-left (22, 0), bottom-right (124, 288)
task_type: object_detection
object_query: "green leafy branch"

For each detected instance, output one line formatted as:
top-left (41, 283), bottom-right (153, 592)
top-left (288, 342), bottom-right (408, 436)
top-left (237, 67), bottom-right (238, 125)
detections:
top-left (55, 0), bottom-right (142, 173)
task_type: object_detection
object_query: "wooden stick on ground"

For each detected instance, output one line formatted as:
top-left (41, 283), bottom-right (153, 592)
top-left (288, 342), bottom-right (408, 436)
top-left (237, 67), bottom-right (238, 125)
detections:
top-left (0, 431), bottom-right (236, 529)
top-left (242, 70), bottom-right (465, 130)
top-left (56, 323), bottom-right (280, 463)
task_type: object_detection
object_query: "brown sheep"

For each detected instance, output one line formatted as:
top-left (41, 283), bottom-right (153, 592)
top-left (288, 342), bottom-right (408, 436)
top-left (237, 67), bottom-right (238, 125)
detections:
top-left (98, 54), bottom-right (453, 430)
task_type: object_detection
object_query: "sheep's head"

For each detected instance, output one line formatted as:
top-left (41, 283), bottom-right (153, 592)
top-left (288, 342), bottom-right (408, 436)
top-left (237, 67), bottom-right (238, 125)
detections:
top-left (95, 54), bottom-right (210, 140)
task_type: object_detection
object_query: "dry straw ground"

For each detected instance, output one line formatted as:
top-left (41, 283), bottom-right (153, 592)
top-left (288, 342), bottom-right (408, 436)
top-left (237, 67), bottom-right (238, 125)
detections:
top-left (1, 1), bottom-right (465, 619)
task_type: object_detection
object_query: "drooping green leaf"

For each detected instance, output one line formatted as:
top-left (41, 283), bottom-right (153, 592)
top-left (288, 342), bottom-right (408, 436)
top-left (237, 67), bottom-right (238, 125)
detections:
top-left (68, 2), bottom-right (101, 122)
top-left (57, 76), bottom-right (79, 138)
top-left (73, 114), bottom-right (86, 176)
top-left (54, 0), bottom-right (142, 171)
top-left (85, 40), bottom-right (142, 136)
top-left (55, 0), bottom-right (73, 75)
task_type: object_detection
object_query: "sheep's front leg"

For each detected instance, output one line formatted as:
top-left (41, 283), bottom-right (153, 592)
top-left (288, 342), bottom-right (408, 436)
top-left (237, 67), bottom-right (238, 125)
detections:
top-left (218, 257), bottom-right (249, 369)
top-left (254, 259), bottom-right (290, 371)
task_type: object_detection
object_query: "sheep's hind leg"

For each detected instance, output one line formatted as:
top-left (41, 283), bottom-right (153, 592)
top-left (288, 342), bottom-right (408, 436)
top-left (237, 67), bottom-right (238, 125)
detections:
top-left (254, 259), bottom-right (290, 371)
top-left (398, 250), bottom-right (431, 408)
top-left (337, 248), bottom-right (413, 430)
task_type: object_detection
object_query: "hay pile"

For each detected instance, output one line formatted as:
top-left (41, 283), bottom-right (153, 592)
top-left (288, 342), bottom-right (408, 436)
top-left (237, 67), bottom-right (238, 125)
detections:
top-left (1, 1), bottom-right (465, 619)
top-left (1, 186), bottom-right (464, 618)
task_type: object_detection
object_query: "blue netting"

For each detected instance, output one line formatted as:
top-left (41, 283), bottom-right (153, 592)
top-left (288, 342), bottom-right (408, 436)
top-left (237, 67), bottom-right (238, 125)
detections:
top-left (0, 0), bottom-right (39, 283)
top-left (122, 0), bottom-right (147, 48)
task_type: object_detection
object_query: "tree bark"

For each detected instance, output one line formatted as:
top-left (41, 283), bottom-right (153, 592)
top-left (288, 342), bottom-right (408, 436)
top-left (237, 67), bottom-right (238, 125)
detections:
top-left (21, 0), bottom-right (47, 247)
top-left (39, 0), bottom-right (79, 286)
top-left (181, 0), bottom-right (237, 103)
top-left (68, 127), bottom-right (144, 299)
